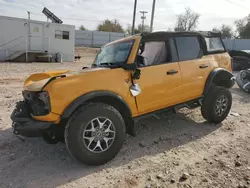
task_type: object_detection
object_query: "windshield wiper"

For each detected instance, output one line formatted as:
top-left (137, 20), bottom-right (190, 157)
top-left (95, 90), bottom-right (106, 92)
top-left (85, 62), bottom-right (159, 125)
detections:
top-left (99, 62), bottom-right (122, 68)
top-left (99, 62), bottom-right (112, 66)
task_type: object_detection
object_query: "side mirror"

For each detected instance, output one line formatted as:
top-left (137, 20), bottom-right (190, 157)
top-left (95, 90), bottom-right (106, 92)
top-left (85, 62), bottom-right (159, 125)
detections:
top-left (121, 63), bottom-right (141, 80)
top-left (132, 69), bottom-right (141, 80)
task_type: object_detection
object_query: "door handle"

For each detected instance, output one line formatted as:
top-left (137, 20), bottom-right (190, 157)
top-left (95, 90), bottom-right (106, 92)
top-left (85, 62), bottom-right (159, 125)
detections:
top-left (167, 70), bottom-right (178, 75)
top-left (199, 65), bottom-right (209, 69)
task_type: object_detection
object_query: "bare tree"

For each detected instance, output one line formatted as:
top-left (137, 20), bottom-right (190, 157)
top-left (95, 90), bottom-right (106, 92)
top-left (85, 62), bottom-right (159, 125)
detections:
top-left (212, 24), bottom-right (234, 39)
top-left (174, 8), bottom-right (200, 32)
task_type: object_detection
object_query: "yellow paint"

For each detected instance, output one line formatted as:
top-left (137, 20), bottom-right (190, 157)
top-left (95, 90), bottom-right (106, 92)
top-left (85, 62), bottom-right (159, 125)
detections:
top-left (24, 35), bottom-right (232, 122)
top-left (33, 27), bottom-right (39, 32)
top-left (134, 62), bottom-right (182, 115)
top-left (32, 112), bottom-right (60, 122)
top-left (24, 70), bottom-right (71, 91)
top-left (178, 56), bottom-right (212, 101)
top-left (43, 68), bottom-right (138, 118)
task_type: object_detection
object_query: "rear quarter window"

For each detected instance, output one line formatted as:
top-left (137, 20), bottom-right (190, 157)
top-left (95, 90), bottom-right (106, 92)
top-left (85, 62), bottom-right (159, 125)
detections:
top-left (205, 37), bottom-right (225, 53)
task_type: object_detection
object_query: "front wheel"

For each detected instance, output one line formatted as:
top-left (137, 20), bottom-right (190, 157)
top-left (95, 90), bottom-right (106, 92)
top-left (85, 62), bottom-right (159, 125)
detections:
top-left (65, 103), bottom-right (126, 165)
top-left (201, 86), bottom-right (232, 124)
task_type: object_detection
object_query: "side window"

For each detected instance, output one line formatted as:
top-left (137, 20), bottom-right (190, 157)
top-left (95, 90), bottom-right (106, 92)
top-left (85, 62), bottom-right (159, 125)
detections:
top-left (55, 30), bottom-right (70, 40)
top-left (205, 37), bottom-right (225, 52)
top-left (175, 36), bottom-right (201, 61)
top-left (167, 38), bottom-right (178, 62)
top-left (62, 31), bottom-right (70, 40)
top-left (140, 41), bottom-right (168, 66)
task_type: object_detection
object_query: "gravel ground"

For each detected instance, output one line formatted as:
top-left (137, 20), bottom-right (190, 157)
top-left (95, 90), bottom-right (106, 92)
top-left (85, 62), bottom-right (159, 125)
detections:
top-left (0, 57), bottom-right (250, 188)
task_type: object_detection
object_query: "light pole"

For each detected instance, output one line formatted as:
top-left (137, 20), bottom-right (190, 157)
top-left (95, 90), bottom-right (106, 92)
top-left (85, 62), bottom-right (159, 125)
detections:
top-left (132, 0), bottom-right (137, 35)
top-left (150, 0), bottom-right (156, 32)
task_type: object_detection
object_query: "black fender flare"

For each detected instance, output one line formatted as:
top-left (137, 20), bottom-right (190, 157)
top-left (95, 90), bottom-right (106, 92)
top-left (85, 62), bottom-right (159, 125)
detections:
top-left (61, 91), bottom-right (132, 119)
top-left (203, 68), bottom-right (235, 95)
top-left (61, 91), bottom-right (136, 136)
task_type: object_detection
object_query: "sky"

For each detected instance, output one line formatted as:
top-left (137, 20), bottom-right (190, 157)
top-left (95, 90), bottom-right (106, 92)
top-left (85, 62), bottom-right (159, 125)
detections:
top-left (0, 0), bottom-right (250, 31)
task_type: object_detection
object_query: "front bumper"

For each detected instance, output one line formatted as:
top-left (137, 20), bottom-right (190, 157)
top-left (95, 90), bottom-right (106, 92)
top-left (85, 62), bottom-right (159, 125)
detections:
top-left (11, 101), bottom-right (53, 137)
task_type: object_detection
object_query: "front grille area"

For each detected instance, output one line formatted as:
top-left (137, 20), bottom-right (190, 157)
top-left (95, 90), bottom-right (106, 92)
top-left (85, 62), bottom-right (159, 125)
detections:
top-left (22, 91), bottom-right (51, 116)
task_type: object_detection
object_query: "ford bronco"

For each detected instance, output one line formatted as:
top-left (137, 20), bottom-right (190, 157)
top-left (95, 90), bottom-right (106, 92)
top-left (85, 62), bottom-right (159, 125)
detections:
top-left (11, 31), bottom-right (235, 165)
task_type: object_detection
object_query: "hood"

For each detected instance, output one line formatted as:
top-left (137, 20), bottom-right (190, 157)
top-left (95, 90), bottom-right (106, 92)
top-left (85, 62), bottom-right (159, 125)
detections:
top-left (23, 68), bottom-right (108, 92)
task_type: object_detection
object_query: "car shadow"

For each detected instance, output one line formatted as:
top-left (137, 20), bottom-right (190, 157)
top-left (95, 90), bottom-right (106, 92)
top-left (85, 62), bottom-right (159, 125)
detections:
top-left (0, 110), bottom-right (221, 188)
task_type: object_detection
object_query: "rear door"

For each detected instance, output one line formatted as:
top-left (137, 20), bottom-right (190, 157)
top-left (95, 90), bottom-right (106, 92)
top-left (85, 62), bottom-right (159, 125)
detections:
top-left (175, 36), bottom-right (211, 101)
top-left (134, 38), bottom-right (183, 115)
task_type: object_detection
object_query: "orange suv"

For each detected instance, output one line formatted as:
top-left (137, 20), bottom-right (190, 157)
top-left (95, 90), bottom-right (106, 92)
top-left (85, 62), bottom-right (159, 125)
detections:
top-left (11, 31), bottom-right (235, 165)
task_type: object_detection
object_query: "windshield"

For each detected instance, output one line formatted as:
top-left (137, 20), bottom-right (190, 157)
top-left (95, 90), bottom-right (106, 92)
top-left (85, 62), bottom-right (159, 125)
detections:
top-left (93, 40), bottom-right (134, 67)
top-left (205, 37), bottom-right (225, 52)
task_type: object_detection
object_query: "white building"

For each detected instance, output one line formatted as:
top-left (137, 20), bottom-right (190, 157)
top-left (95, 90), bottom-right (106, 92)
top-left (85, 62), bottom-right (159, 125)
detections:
top-left (0, 15), bottom-right (75, 62)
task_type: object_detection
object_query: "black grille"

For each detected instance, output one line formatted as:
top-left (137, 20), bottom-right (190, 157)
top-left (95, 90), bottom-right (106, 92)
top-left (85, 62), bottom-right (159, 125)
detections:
top-left (12, 101), bottom-right (31, 118)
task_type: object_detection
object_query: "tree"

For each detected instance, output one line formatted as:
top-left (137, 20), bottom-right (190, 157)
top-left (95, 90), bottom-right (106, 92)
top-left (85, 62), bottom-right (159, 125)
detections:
top-left (174, 8), bottom-right (200, 32)
top-left (97, 19), bottom-right (124, 33)
top-left (212, 24), bottom-right (234, 39)
top-left (235, 15), bottom-right (250, 39)
top-left (240, 23), bottom-right (250, 39)
top-left (79, 25), bottom-right (87, 30)
top-left (126, 24), bottom-right (150, 35)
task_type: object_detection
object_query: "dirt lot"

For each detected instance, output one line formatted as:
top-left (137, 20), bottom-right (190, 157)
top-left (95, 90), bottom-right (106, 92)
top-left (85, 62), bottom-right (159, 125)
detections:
top-left (0, 51), bottom-right (250, 188)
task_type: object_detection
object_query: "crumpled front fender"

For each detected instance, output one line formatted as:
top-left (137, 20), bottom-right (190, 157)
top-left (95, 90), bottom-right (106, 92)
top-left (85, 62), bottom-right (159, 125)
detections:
top-left (24, 70), bottom-right (70, 91)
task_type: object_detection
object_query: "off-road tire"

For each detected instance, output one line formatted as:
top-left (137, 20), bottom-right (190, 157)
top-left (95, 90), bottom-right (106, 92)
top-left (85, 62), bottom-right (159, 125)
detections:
top-left (65, 103), bottom-right (126, 165)
top-left (201, 86), bottom-right (232, 124)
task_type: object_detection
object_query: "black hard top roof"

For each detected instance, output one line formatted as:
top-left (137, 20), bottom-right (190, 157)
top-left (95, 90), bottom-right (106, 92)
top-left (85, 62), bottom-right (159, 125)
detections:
top-left (142, 31), bottom-right (221, 41)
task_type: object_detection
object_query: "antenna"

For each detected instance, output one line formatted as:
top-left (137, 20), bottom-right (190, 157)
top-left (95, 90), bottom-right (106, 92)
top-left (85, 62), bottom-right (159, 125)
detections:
top-left (42, 7), bottom-right (63, 24)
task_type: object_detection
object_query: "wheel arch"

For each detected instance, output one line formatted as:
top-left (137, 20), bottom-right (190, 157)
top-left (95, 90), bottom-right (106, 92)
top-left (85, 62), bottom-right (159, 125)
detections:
top-left (61, 91), bottom-right (135, 136)
top-left (203, 68), bottom-right (235, 95)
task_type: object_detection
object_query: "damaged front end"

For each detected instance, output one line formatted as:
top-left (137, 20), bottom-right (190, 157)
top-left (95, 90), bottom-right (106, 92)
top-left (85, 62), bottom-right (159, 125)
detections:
top-left (11, 71), bottom-right (70, 142)
top-left (22, 90), bottom-right (51, 116)
top-left (11, 89), bottom-right (56, 138)
top-left (11, 100), bottom-right (53, 137)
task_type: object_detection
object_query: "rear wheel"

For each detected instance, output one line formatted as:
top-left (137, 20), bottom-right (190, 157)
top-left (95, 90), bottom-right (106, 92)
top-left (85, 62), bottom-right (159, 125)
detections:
top-left (65, 103), bottom-right (126, 165)
top-left (201, 86), bottom-right (232, 124)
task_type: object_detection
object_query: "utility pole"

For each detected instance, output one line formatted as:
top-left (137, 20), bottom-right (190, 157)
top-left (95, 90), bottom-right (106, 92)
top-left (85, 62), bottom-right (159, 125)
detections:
top-left (150, 0), bottom-right (156, 32)
top-left (140, 11), bottom-right (148, 33)
top-left (132, 0), bottom-right (137, 35)
top-left (27, 11), bottom-right (31, 56)
top-left (27, 11), bottom-right (30, 20)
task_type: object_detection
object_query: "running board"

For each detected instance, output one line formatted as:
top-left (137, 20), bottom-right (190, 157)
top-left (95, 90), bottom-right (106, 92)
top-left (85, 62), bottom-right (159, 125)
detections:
top-left (134, 98), bottom-right (203, 122)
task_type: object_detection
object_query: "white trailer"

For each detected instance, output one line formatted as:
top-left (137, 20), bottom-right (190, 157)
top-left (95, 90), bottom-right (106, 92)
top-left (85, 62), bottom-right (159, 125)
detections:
top-left (0, 15), bottom-right (75, 62)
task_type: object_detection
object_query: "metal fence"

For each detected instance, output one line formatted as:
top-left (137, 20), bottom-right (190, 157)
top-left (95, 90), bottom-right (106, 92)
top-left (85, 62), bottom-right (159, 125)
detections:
top-left (223, 39), bottom-right (250, 51)
top-left (75, 31), bottom-right (250, 51)
top-left (75, 30), bottom-right (126, 47)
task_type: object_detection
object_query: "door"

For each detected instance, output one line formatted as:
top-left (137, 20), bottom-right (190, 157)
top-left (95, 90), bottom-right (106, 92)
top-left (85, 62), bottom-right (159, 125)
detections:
top-left (30, 23), bottom-right (44, 51)
top-left (134, 39), bottom-right (183, 115)
top-left (175, 36), bottom-right (211, 101)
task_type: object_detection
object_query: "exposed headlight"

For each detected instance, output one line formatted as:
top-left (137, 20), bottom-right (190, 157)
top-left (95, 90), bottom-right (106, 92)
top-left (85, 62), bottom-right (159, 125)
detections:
top-left (22, 91), bottom-right (51, 116)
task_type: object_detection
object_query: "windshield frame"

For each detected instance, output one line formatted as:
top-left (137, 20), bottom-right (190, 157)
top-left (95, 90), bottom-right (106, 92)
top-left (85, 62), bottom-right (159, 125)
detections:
top-left (93, 39), bottom-right (135, 68)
